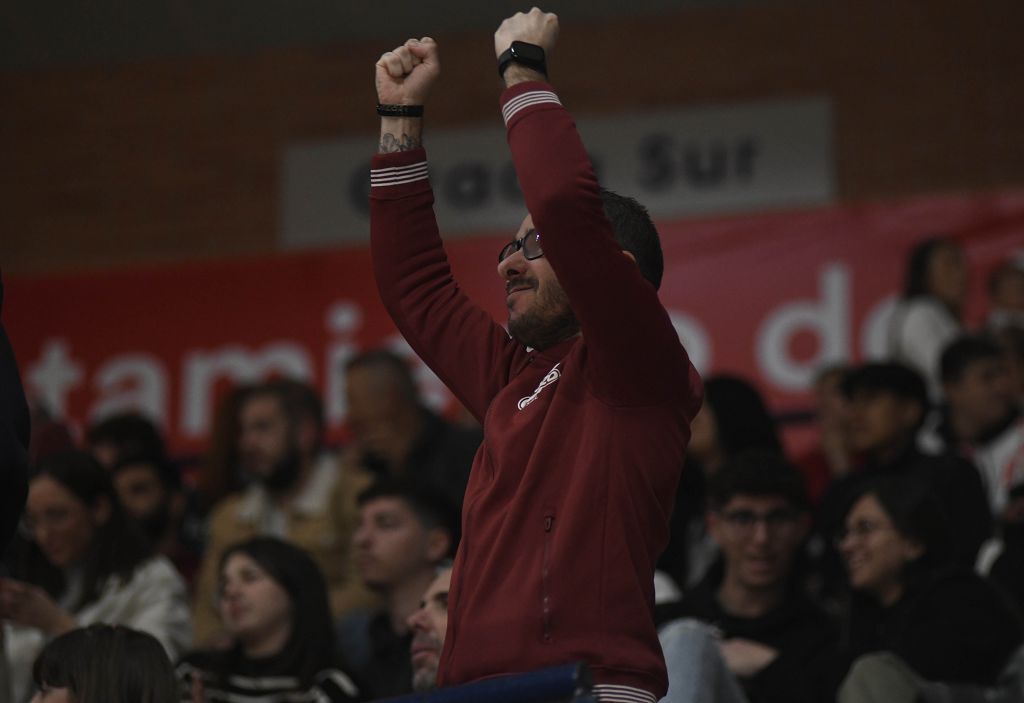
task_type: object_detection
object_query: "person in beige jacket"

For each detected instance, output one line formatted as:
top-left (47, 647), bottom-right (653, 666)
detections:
top-left (191, 379), bottom-right (375, 646)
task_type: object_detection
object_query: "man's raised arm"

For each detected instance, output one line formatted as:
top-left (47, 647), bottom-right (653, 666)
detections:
top-left (369, 38), bottom-right (522, 422)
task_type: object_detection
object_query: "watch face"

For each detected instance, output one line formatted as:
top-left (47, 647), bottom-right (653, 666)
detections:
top-left (511, 41), bottom-right (545, 63)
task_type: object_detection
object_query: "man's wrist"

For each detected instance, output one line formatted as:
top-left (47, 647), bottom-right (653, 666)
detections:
top-left (378, 117), bottom-right (423, 154)
top-left (503, 64), bottom-right (548, 88)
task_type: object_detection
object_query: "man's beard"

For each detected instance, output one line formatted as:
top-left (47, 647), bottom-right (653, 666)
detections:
top-left (507, 279), bottom-right (579, 351)
top-left (261, 441), bottom-right (304, 494)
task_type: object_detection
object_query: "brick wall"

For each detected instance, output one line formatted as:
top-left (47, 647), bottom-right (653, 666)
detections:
top-left (2, 0), bottom-right (1022, 274)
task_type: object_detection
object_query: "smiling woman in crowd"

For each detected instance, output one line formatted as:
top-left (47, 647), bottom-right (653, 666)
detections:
top-left (834, 476), bottom-right (1022, 699)
top-left (176, 537), bottom-right (362, 703)
top-left (1, 450), bottom-right (192, 703)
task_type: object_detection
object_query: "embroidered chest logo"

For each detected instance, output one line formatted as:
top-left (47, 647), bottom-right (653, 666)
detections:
top-left (518, 363), bottom-right (562, 410)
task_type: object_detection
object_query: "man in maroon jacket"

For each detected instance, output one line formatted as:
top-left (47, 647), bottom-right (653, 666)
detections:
top-left (369, 9), bottom-right (702, 701)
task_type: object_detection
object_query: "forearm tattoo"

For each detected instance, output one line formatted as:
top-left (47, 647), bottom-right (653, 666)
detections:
top-left (379, 132), bottom-right (422, 153)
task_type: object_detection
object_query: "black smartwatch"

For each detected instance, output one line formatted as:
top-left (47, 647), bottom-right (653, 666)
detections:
top-left (497, 41), bottom-right (548, 79)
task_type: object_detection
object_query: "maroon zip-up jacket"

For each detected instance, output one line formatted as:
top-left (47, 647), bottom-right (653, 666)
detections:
top-left (369, 81), bottom-right (702, 698)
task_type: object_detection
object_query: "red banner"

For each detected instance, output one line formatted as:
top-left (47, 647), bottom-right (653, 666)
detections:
top-left (5, 190), bottom-right (1024, 455)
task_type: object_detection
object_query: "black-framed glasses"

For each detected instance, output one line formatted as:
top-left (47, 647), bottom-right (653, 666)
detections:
top-left (498, 229), bottom-right (543, 263)
top-left (719, 508), bottom-right (800, 532)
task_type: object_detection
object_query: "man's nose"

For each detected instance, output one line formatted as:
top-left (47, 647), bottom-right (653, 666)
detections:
top-left (497, 250), bottom-right (524, 279)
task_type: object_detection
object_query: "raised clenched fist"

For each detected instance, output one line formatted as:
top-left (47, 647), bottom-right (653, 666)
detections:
top-left (375, 37), bottom-right (440, 106)
top-left (494, 7), bottom-right (559, 59)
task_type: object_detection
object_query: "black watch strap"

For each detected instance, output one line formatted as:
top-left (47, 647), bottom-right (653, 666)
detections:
top-left (497, 41), bottom-right (548, 78)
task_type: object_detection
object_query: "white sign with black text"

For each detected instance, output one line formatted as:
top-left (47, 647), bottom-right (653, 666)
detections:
top-left (281, 97), bottom-right (834, 246)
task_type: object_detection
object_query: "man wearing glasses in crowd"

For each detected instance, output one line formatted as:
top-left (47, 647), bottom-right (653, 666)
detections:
top-left (658, 452), bottom-right (838, 703)
top-left (367, 8), bottom-right (702, 703)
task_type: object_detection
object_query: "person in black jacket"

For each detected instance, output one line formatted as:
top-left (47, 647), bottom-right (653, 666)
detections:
top-left (0, 275), bottom-right (30, 556)
top-left (812, 362), bottom-right (992, 602)
top-left (834, 475), bottom-right (1023, 701)
top-left (659, 452), bottom-right (838, 703)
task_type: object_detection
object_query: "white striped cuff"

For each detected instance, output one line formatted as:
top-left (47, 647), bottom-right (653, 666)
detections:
top-left (592, 683), bottom-right (657, 703)
top-left (502, 90), bottom-right (562, 126)
top-left (370, 161), bottom-right (429, 188)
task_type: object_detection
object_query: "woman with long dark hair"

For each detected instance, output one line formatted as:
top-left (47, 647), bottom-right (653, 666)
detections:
top-left (1, 451), bottom-right (191, 702)
top-left (176, 537), bottom-right (361, 702)
top-left (834, 476), bottom-right (1022, 699)
top-left (887, 236), bottom-right (968, 396)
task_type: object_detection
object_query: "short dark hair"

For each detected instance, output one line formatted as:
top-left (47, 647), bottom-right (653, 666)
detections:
top-left (217, 537), bottom-right (336, 685)
top-left (940, 334), bottom-right (1004, 384)
top-left (33, 624), bottom-right (178, 703)
top-left (600, 188), bottom-right (664, 290)
top-left (708, 451), bottom-right (809, 513)
top-left (357, 478), bottom-right (460, 556)
top-left (245, 378), bottom-right (325, 446)
top-left (703, 375), bottom-right (783, 457)
top-left (86, 412), bottom-right (166, 465)
top-left (901, 236), bottom-right (958, 300)
top-left (842, 362), bottom-right (929, 412)
top-left (345, 348), bottom-right (420, 405)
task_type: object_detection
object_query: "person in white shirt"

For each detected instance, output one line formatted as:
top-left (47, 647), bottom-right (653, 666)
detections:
top-left (887, 237), bottom-right (967, 399)
top-left (0, 451), bottom-right (191, 703)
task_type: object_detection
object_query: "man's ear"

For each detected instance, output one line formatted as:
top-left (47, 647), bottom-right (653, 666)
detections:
top-left (425, 528), bottom-right (452, 563)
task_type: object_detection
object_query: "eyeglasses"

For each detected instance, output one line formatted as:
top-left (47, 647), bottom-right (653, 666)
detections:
top-left (833, 520), bottom-right (894, 547)
top-left (718, 509), bottom-right (800, 532)
top-left (498, 229), bottom-right (543, 263)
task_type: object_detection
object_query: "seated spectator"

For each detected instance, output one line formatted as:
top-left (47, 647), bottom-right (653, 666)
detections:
top-left (336, 479), bottom-right (457, 699)
top-left (1, 451), bottom-right (191, 703)
top-left (987, 257), bottom-right (1024, 331)
top-left (192, 379), bottom-right (374, 646)
top-left (407, 564), bottom-right (453, 693)
top-left (87, 412), bottom-right (202, 585)
top-left (814, 362), bottom-right (991, 600)
top-left (343, 349), bottom-right (481, 512)
top-left (834, 476), bottom-right (1023, 701)
top-left (926, 333), bottom-right (1024, 518)
top-left (30, 624), bottom-right (178, 703)
top-left (177, 537), bottom-right (361, 702)
top-left (795, 365), bottom-right (854, 507)
top-left (110, 454), bottom-right (200, 587)
top-left (658, 452), bottom-right (838, 703)
top-left (886, 236), bottom-right (967, 398)
top-left (660, 374), bottom-right (785, 591)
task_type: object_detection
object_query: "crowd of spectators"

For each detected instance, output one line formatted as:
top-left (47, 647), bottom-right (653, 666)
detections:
top-left (2, 242), bottom-right (1024, 702)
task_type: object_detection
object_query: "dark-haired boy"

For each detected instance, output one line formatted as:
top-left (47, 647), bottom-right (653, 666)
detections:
top-left (659, 452), bottom-right (837, 703)
top-left (338, 479), bottom-right (458, 699)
